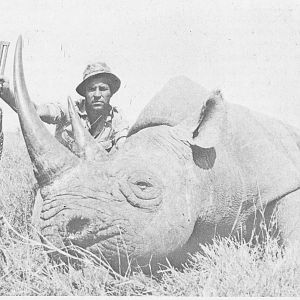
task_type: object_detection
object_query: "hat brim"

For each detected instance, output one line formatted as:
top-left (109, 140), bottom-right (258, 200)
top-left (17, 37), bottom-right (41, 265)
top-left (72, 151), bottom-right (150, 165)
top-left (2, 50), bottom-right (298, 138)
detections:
top-left (76, 72), bottom-right (121, 97)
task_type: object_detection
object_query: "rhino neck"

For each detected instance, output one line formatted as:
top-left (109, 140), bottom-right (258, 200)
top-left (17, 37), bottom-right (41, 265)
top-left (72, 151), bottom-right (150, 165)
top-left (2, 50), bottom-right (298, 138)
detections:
top-left (225, 103), bottom-right (300, 205)
top-left (191, 103), bottom-right (300, 243)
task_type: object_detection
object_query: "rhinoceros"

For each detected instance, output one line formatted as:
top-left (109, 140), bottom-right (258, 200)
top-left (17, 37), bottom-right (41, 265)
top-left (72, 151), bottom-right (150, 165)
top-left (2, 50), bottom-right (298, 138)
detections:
top-left (11, 36), bottom-right (300, 275)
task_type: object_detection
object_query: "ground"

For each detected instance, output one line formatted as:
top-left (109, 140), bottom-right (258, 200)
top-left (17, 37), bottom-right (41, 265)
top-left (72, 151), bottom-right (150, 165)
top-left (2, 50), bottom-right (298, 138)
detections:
top-left (0, 130), bottom-right (299, 296)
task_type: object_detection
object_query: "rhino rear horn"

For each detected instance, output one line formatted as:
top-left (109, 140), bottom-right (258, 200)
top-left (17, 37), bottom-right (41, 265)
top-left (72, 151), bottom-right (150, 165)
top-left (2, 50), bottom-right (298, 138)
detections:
top-left (13, 35), bottom-right (79, 186)
top-left (67, 97), bottom-right (108, 161)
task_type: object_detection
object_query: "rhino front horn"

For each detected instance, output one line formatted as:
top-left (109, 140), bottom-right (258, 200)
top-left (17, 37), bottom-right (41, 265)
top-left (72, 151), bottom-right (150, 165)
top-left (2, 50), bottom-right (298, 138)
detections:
top-left (13, 35), bottom-right (79, 186)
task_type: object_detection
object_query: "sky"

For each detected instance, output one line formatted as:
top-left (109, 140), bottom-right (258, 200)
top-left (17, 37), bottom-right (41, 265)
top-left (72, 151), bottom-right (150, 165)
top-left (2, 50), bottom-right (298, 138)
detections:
top-left (1, 0), bottom-right (300, 132)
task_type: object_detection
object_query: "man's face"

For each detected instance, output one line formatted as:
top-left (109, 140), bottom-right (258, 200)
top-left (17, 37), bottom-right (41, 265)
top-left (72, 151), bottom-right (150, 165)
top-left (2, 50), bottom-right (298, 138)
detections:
top-left (85, 77), bottom-right (112, 112)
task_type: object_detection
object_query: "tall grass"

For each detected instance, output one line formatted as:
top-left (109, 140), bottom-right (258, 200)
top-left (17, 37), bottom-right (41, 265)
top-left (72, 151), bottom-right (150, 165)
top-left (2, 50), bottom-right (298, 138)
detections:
top-left (0, 130), bottom-right (37, 234)
top-left (0, 130), bottom-right (299, 296)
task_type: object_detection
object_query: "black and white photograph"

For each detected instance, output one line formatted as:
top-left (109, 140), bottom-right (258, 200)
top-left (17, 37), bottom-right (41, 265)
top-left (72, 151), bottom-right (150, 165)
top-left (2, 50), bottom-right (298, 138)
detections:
top-left (0, 0), bottom-right (300, 296)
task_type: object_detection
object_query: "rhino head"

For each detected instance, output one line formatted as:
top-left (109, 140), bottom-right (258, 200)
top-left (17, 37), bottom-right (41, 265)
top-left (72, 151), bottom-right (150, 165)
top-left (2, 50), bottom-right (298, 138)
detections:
top-left (13, 36), bottom-right (225, 274)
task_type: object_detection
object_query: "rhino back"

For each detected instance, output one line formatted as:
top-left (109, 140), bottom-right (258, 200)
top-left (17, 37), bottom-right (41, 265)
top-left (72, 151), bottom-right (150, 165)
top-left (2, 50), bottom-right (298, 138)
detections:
top-left (128, 76), bottom-right (210, 136)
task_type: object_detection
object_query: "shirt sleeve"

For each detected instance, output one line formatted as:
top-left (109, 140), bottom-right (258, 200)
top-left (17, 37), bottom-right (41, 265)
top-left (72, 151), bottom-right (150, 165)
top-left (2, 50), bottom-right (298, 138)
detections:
top-left (111, 109), bottom-right (130, 146)
top-left (37, 102), bottom-right (69, 125)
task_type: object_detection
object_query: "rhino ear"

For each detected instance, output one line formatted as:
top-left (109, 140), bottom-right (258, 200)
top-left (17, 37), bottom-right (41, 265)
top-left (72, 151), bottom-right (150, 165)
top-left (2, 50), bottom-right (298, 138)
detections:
top-left (173, 90), bottom-right (225, 148)
top-left (177, 90), bottom-right (225, 167)
top-left (191, 90), bottom-right (225, 148)
top-left (171, 90), bottom-right (225, 169)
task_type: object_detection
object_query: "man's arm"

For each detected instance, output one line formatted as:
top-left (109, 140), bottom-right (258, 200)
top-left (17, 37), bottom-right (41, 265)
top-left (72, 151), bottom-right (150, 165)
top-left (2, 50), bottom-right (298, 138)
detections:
top-left (0, 75), bottom-right (67, 125)
top-left (0, 75), bottom-right (17, 111)
top-left (36, 103), bottom-right (68, 124)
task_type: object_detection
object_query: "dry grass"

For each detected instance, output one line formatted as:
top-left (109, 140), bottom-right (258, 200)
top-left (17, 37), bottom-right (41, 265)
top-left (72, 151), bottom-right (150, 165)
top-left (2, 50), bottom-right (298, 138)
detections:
top-left (0, 130), bottom-right (37, 234)
top-left (0, 130), bottom-right (299, 296)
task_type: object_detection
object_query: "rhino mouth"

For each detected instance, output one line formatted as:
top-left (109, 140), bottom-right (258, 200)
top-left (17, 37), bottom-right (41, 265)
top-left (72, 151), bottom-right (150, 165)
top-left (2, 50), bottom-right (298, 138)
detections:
top-left (62, 216), bottom-right (124, 249)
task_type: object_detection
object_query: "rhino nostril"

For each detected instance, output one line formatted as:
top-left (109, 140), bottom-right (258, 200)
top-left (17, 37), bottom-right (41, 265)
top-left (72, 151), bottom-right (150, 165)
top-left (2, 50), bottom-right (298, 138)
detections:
top-left (66, 217), bottom-right (90, 234)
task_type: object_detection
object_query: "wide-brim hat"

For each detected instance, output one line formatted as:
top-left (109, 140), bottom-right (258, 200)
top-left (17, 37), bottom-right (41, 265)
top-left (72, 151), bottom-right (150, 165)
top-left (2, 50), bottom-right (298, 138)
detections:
top-left (76, 62), bottom-right (121, 96)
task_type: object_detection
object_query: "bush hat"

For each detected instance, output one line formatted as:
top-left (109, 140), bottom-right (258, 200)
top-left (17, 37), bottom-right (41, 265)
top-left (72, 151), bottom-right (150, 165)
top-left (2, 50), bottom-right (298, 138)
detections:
top-left (76, 62), bottom-right (121, 96)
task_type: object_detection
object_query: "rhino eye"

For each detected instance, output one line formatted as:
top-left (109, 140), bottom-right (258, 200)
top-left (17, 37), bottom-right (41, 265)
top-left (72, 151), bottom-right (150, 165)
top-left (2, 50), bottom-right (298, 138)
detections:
top-left (131, 179), bottom-right (159, 199)
top-left (127, 172), bottom-right (162, 201)
top-left (135, 181), bottom-right (153, 191)
top-left (119, 172), bottom-right (163, 209)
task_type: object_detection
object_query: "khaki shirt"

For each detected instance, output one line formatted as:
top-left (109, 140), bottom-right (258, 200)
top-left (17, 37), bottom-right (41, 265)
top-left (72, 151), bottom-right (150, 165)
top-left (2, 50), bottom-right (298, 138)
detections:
top-left (38, 98), bottom-right (129, 152)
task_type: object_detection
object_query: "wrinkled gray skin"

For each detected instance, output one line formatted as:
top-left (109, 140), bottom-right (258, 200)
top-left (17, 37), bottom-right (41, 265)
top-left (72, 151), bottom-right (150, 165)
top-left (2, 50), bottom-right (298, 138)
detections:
top-left (12, 36), bottom-right (300, 275)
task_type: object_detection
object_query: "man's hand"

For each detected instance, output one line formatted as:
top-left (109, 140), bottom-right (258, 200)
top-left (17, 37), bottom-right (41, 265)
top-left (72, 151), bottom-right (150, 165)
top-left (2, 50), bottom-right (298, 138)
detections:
top-left (0, 75), bottom-right (11, 98)
top-left (0, 76), bottom-right (50, 120)
top-left (0, 75), bottom-right (17, 111)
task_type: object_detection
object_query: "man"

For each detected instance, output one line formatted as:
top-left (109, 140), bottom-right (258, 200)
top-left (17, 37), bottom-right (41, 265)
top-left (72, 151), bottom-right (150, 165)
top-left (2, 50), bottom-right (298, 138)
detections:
top-left (0, 61), bottom-right (129, 153)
